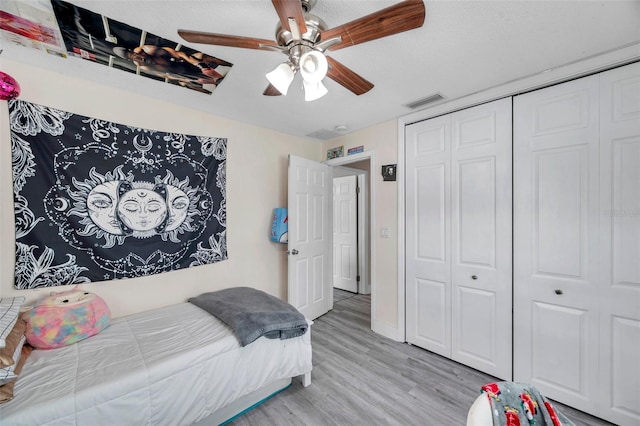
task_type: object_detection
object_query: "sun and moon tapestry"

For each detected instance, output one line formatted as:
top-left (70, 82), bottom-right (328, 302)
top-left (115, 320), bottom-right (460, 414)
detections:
top-left (9, 99), bottom-right (228, 289)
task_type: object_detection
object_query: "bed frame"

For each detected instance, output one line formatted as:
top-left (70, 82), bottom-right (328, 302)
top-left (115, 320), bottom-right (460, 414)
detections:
top-left (196, 374), bottom-right (310, 425)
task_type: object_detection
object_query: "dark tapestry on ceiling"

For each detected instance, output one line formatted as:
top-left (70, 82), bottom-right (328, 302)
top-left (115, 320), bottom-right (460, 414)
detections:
top-left (9, 99), bottom-right (227, 289)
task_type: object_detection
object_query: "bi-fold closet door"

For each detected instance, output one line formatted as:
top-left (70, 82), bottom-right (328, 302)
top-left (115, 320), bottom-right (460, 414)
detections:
top-left (405, 97), bottom-right (513, 380)
top-left (514, 62), bottom-right (640, 425)
top-left (404, 62), bottom-right (639, 424)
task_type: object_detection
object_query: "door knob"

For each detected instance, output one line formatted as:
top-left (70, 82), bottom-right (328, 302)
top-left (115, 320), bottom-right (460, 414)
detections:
top-left (288, 249), bottom-right (299, 255)
top-left (471, 275), bottom-right (478, 280)
top-left (555, 289), bottom-right (563, 295)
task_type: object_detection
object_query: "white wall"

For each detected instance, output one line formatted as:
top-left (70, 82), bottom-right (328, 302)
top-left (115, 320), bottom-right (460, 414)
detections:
top-left (323, 121), bottom-right (400, 337)
top-left (0, 59), bottom-right (322, 318)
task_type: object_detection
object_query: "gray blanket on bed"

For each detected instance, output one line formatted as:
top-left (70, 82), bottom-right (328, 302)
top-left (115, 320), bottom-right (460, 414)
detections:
top-left (188, 287), bottom-right (308, 346)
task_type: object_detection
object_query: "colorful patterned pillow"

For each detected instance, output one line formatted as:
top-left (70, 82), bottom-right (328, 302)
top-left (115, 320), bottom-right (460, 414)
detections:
top-left (25, 290), bottom-right (110, 349)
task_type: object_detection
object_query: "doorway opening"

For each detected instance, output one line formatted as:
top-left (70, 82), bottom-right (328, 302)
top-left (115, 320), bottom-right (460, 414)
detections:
top-left (332, 168), bottom-right (369, 295)
top-left (325, 151), bottom-right (375, 325)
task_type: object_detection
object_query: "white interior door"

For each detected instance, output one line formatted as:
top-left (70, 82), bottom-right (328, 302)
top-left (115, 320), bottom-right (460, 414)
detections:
top-left (405, 113), bottom-right (452, 358)
top-left (333, 175), bottom-right (358, 293)
top-left (450, 98), bottom-right (512, 380)
top-left (514, 75), bottom-right (601, 414)
top-left (598, 62), bottom-right (640, 426)
top-left (288, 155), bottom-right (333, 320)
top-left (356, 173), bottom-right (370, 295)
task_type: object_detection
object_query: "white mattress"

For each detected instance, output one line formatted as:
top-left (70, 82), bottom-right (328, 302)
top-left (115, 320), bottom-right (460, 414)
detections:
top-left (0, 302), bottom-right (312, 425)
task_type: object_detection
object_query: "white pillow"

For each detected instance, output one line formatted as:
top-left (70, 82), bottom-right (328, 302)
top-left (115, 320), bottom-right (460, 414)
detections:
top-left (0, 297), bottom-right (26, 348)
top-left (0, 335), bottom-right (25, 386)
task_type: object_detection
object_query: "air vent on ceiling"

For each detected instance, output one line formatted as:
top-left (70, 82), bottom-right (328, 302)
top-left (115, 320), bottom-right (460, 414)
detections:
top-left (404, 93), bottom-right (444, 110)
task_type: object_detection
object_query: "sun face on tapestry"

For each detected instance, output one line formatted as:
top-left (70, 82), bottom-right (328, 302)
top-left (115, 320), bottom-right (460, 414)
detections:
top-left (9, 100), bottom-right (227, 289)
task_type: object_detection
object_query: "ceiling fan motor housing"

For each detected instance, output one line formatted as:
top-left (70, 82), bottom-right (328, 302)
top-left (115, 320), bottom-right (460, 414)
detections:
top-left (300, 0), bottom-right (317, 12)
top-left (275, 14), bottom-right (326, 50)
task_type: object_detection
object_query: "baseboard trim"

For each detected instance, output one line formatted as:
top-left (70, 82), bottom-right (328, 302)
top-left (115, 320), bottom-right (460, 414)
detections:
top-left (372, 319), bottom-right (402, 342)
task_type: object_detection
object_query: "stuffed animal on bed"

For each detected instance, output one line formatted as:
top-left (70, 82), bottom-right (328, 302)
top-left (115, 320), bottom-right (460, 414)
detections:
top-left (25, 289), bottom-right (110, 349)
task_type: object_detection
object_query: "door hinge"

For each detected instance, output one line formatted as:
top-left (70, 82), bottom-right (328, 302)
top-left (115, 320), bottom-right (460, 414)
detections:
top-left (357, 275), bottom-right (361, 282)
top-left (356, 186), bottom-right (361, 194)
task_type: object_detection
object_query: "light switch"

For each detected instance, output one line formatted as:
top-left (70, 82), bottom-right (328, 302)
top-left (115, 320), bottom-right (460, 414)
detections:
top-left (380, 227), bottom-right (390, 238)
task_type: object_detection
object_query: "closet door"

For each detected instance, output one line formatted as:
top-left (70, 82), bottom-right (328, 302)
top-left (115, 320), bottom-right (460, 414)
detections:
top-left (514, 76), bottom-right (601, 414)
top-left (450, 98), bottom-right (512, 379)
top-left (406, 98), bottom-right (512, 379)
top-left (406, 114), bottom-right (452, 357)
top-left (598, 63), bottom-right (640, 426)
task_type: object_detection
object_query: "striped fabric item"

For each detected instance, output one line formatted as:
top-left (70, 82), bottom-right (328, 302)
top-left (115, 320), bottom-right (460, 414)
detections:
top-left (0, 298), bottom-right (26, 348)
top-left (0, 335), bottom-right (26, 385)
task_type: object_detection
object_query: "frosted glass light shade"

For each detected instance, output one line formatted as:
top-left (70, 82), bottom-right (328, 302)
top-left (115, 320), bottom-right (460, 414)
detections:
top-left (299, 51), bottom-right (328, 84)
top-left (266, 63), bottom-right (295, 95)
top-left (303, 80), bottom-right (328, 102)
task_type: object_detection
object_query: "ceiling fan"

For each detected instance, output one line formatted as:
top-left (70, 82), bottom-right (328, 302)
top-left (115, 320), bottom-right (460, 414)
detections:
top-left (178, 0), bottom-right (426, 101)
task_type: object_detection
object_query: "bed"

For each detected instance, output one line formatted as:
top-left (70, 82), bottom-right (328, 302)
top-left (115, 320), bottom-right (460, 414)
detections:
top-left (0, 301), bottom-right (313, 425)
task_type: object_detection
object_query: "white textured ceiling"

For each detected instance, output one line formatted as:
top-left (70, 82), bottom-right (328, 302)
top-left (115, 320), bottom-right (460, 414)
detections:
top-left (3, 0), bottom-right (640, 140)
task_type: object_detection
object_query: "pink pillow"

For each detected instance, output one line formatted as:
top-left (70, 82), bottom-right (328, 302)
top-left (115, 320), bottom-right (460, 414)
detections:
top-left (25, 290), bottom-right (110, 349)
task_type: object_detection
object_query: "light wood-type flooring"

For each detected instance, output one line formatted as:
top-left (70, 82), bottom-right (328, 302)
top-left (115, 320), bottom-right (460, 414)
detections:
top-left (230, 289), bottom-right (614, 425)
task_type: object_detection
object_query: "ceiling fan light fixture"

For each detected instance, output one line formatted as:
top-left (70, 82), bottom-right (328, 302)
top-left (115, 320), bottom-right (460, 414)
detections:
top-left (299, 50), bottom-right (328, 84)
top-left (303, 80), bottom-right (328, 102)
top-left (179, 0), bottom-right (427, 100)
top-left (266, 62), bottom-right (296, 95)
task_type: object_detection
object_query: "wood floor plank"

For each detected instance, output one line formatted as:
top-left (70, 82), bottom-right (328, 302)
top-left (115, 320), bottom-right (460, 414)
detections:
top-left (229, 290), bottom-right (614, 426)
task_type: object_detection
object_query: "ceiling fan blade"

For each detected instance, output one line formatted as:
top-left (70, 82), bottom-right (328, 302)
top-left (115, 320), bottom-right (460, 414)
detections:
top-left (178, 30), bottom-right (276, 50)
top-left (263, 83), bottom-right (283, 96)
top-left (326, 56), bottom-right (374, 96)
top-left (271, 0), bottom-right (307, 36)
top-left (321, 0), bottom-right (426, 51)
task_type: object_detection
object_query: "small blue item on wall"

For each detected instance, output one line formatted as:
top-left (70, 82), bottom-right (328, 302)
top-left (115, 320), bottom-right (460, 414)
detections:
top-left (270, 208), bottom-right (288, 243)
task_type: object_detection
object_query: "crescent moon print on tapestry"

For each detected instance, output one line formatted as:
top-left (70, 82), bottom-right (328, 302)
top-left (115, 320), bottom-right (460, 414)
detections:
top-left (9, 99), bottom-right (227, 289)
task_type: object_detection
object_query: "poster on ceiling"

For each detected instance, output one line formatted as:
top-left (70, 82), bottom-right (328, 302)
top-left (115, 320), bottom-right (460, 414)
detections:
top-left (50, 0), bottom-right (233, 94)
top-left (9, 99), bottom-right (228, 289)
top-left (0, 0), bottom-right (66, 56)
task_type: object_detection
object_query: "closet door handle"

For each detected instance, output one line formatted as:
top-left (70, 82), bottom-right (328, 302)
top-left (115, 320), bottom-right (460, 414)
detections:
top-left (555, 289), bottom-right (563, 295)
top-left (471, 275), bottom-right (478, 280)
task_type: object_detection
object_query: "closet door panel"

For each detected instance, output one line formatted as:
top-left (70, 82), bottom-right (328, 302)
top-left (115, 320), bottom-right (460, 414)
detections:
top-left (451, 98), bottom-right (512, 380)
top-left (455, 286), bottom-right (497, 367)
top-left (531, 301), bottom-right (587, 391)
top-left (599, 62), bottom-right (640, 425)
top-left (535, 146), bottom-right (589, 277)
top-left (457, 157), bottom-right (496, 266)
top-left (514, 75), bottom-right (600, 413)
top-left (406, 115), bottom-right (452, 356)
top-left (414, 278), bottom-right (448, 349)
top-left (416, 165), bottom-right (447, 262)
top-left (610, 140), bottom-right (640, 285)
